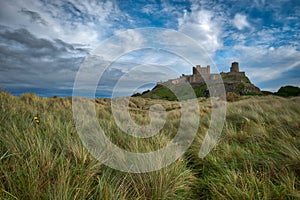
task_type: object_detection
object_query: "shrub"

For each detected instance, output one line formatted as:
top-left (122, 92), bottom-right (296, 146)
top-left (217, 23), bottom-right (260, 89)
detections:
top-left (275, 85), bottom-right (300, 97)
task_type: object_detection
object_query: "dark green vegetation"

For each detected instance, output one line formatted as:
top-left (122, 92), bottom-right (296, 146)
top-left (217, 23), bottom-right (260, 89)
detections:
top-left (141, 84), bottom-right (178, 100)
top-left (1, 91), bottom-right (300, 199)
top-left (263, 86), bottom-right (300, 97)
top-left (140, 84), bottom-right (299, 101)
top-left (141, 84), bottom-right (206, 101)
top-left (275, 85), bottom-right (300, 97)
top-left (140, 82), bottom-right (260, 100)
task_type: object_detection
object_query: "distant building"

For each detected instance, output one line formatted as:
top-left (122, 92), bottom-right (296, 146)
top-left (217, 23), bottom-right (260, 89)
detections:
top-left (163, 62), bottom-right (247, 86)
top-left (152, 61), bottom-right (261, 97)
top-left (230, 61), bottom-right (239, 73)
top-left (193, 65), bottom-right (210, 75)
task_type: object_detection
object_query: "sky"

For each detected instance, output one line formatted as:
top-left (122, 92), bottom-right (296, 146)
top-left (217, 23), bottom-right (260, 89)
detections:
top-left (0, 0), bottom-right (299, 97)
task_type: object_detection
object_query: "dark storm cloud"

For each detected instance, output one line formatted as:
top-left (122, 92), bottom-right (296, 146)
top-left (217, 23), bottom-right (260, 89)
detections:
top-left (0, 27), bottom-right (143, 97)
top-left (0, 28), bottom-right (87, 91)
top-left (19, 8), bottom-right (48, 26)
top-left (0, 28), bottom-right (88, 56)
top-left (0, 28), bottom-right (52, 50)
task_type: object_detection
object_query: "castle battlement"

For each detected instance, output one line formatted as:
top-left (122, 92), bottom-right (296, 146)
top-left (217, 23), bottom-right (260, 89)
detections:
top-left (167, 62), bottom-right (247, 86)
top-left (230, 61), bottom-right (239, 72)
top-left (193, 65), bottom-right (210, 75)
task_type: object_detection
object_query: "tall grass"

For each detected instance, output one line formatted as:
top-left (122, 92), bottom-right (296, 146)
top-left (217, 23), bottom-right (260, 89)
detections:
top-left (0, 91), bottom-right (299, 199)
top-left (188, 96), bottom-right (300, 199)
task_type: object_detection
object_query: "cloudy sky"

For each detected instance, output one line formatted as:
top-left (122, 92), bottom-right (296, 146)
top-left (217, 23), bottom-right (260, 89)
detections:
top-left (0, 0), bottom-right (299, 97)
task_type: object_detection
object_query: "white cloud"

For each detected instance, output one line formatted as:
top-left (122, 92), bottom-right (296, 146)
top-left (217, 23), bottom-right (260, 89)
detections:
top-left (67, 0), bottom-right (115, 23)
top-left (253, 0), bottom-right (266, 8)
top-left (232, 13), bottom-right (251, 30)
top-left (0, 0), bottom-right (122, 47)
top-left (221, 45), bottom-right (300, 83)
top-left (177, 6), bottom-right (223, 55)
top-left (115, 29), bottom-right (146, 52)
top-left (116, 48), bottom-right (193, 76)
top-left (141, 4), bottom-right (158, 15)
top-left (90, 29), bottom-right (146, 63)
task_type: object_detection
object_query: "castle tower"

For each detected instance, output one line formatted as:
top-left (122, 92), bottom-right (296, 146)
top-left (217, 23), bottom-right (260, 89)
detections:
top-left (230, 62), bottom-right (239, 73)
top-left (207, 65), bottom-right (210, 74)
top-left (193, 64), bottom-right (211, 75)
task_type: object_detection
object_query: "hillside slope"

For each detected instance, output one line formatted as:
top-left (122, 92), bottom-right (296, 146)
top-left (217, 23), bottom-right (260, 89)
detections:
top-left (140, 73), bottom-right (261, 100)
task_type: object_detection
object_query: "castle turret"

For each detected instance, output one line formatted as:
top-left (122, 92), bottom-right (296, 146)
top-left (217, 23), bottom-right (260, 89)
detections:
top-left (193, 64), bottom-right (210, 75)
top-left (207, 65), bottom-right (210, 74)
top-left (230, 62), bottom-right (239, 73)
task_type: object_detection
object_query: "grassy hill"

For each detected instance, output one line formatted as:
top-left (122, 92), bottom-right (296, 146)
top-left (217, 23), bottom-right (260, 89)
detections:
top-left (276, 85), bottom-right (300, 97)
top-left (0, 91), bottom-right (300, 199)
top-left (140, 82), bottom-right (261, 101)
top-left (140, 73), bottom-right (261, 100)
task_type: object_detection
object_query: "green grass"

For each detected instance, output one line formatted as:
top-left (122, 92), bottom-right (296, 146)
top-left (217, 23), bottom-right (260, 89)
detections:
top-left (142, 84), bottom-right (207, 100)
top-left (222, 74), bottom-right (251, 83)
top-left (148, 85), bottom-right (178, 101)
top-left (0, 91), bottom-right (299, 199)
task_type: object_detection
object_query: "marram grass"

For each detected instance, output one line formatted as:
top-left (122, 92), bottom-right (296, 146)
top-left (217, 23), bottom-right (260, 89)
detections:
top-left (0, 91), bottom-right (299, 199)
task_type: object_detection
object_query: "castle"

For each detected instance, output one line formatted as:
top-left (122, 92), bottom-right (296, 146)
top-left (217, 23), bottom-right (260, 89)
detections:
top-left (164, 62), bottom-right (246, 86)
top-left (142, 61), bottom-right (261, 98)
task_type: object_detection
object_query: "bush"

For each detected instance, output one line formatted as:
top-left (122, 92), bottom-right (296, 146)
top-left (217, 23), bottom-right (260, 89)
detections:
top-left (261, 90), bottom-right (274, 95)
top-left (276, 85), bottom-right (300, 97)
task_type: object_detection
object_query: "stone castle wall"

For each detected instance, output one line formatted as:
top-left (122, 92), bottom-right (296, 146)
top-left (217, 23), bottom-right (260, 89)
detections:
top-left (193, 65), bottom-right (210, 75)
top-left (167, 62), bottom-right (246, 85)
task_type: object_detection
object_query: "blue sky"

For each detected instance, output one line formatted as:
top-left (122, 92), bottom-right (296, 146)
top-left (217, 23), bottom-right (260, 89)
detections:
top-left (0, 0), bottom-right (299, 97)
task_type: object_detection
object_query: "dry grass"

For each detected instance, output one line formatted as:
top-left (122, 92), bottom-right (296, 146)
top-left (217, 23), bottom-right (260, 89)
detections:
top-left (0, 91), bottom-right (299, 199)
